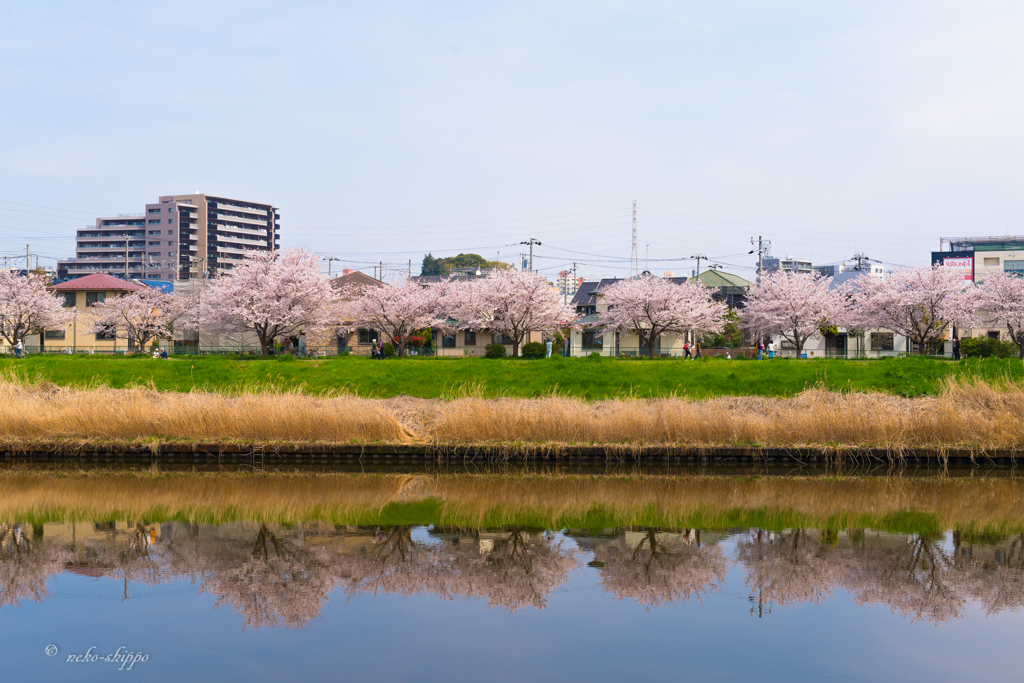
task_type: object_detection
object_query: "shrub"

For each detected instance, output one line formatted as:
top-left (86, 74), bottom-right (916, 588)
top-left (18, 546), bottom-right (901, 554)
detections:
top-left (484, 343), bottom-right (507, 359)
top-left (382, 342), bottom-right (396, 358)
top-left (961, 337), bottom-right (1015, 359)
top-left (587, 352), bottom-right (602, 362)
top-left (521, 342), bottom-right (545, 359)
top-left (277, 353), bottom-right (296, 362)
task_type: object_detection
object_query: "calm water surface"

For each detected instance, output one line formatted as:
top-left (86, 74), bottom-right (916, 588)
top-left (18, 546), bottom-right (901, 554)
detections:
top-left (2, 519), bottom-right (1022, 682)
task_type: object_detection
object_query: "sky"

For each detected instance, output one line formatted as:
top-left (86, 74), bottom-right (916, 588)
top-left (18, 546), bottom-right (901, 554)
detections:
top-left (1, 1), bottom-right (1023, 282)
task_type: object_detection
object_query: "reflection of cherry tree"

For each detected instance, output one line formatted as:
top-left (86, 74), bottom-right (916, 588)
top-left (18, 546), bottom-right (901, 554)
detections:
top-left (959, 533), bottom-right (1024, 615)
top-left (595, 529), bottom-right (727, 607)
top-left (197, 524), bottom-right (337, 629)
top-left (339, 525), bottom-right (451, 599)
top-left (737, 530), bottom-right (840, 616)
top-left (844, 534), bottom-right (963, 624)
top-left (340, 526), bottom-right (579, 613)
top-left (441, 528), bottom-right (580, 612)
top-left (0, 523), bottom-right (72, 608)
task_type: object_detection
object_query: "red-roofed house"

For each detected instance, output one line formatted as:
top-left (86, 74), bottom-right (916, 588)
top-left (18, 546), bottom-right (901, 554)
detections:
top-left (41, 274), bottom-right (153, 353)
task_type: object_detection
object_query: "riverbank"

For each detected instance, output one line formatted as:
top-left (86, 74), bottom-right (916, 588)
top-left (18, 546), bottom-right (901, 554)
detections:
top-left (3, 373), bottom-right (1024, 457)
top-left (3, 354), bottom-right (1022, 398)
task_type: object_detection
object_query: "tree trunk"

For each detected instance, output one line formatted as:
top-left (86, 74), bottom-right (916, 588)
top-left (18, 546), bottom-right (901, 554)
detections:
top-left (648, 335), bottom-right (657, 359)
top-left (512, 339), bottom-right (520, 358)
top-left (793, 330), bottom-right (802, 358)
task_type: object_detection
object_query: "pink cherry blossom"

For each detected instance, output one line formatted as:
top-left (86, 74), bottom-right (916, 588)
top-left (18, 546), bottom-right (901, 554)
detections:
top-left (447, 270), bottom-right (577, 357)
top-left (87, 288), bottom-right (198, 351)
top-left (0, 272), bottom-right (75, 348)
top-left (339, 277), bottom-right (448, 357)
top-left (597, 276), bottom-right (727, 358)
top-left (853, 265), bottom-right (975, 355)
top-left (976, 271), bottom-right (1024, 358)
top-left (201, 248), bottom-right (341, 356)
top-left (741, 271), bottom-right (842, 357)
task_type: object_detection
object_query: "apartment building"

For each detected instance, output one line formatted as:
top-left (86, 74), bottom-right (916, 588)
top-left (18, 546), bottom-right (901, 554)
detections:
top-left (57, 193), bottom-right (280, 281)
top-left (934, 236), bottom-right (1024, 342)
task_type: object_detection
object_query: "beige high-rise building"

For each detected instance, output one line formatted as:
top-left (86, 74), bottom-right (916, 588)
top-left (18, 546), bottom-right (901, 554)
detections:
top-left (58, 193), bottom-right (280, 281)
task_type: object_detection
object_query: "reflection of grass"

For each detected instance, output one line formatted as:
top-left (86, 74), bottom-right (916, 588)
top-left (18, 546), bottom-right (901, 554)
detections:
top-left (4, 354), bottom-right (1024, 399)
top-left (0, 471), bottom-right (1019, 535)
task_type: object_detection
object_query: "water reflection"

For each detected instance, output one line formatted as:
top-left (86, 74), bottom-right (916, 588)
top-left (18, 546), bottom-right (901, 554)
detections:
top-left (4, 520), bottom-right (1024, 629)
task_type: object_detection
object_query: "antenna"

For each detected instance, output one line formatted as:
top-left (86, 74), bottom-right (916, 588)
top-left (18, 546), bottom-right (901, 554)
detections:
top-left (630, 200), bottom-right (639, 278)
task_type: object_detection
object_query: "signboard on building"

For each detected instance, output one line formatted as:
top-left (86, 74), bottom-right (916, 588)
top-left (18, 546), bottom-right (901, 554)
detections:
top-left (943, 257), bottom-right (974, 281)
top-left (931, 251), bottom-right (974, 281)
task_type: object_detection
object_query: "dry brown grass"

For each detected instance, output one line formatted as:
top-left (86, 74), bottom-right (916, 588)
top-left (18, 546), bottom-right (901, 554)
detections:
top-left (2, 470), bottom-right (1024, 533)
top-left (0, 377), bottom-right (408, 444)
top-left (2, 373), bottom-right (1024, 450)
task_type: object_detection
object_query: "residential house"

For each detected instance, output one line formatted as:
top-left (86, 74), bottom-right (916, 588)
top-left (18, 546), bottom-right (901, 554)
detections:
top-left (41, 274), bottom-right (151, 353)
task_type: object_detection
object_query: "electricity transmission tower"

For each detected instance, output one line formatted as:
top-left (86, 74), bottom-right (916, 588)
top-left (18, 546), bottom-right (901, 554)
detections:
top-left (629, 200), bottom-right (638, 278)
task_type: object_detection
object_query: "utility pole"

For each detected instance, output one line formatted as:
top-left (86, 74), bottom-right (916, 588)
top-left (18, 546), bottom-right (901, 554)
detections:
top-left (26, 244), bottom-right (30, 274)
top-left (630, 200), bottom-right (638, 278)
top-left (323, 256), bottom-right (341, 278)
top-left (408, 259), bottom-right (411, 278)
top-left (645, 244), bottom-right (650, 273)
top-left (749, 236), bottom-right (771, 285)
top-left (850, 251), bottom-right (870, 271)
top-left (519, 239), bottom-right (541, 272)
top-left (690, 254), bottom-right (707, 280)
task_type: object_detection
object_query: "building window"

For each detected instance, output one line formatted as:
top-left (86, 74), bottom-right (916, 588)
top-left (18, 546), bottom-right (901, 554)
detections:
top-left (60, 292), bottom-right (76, 307)
top-left (357, 328), bottom-right (377, 344)
top-left (151, 252), bottom-right (161, 257)
top-left (44, 330), bottom-right (66, 340)
top-left (1004, 260), bottom-right (1024, 275)
top-left (148, 208), bottom-right (161, 214)
top-left (168, 219), bottom-right (173, 224)
top-left (149, 241), bottom-right (161, 245)
top-left (494, 333), bottom-right (515, 345)
top-left (464, 330), bottom-right (476, 346)
top-left (85, 292), bottom-right (106, 307)
top-left (988, 330), bottom-right (1001, 340)
top-left (984, 257), bottom-right (1001, 267)
top-left (442, 334), bottom-right (456, 348)
top-left (168, 230), bottom-right (174, 235)
top-left (582, 329), bottom-right (603, 350)
top-left (149, 230), bottom-right (161, 235)
top-left (870, 332), bottom-right (894, 351)
top-left (94, 330), bottom-right (117, 340)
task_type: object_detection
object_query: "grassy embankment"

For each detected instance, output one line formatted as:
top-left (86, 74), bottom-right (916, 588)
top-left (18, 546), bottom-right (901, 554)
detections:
top-left (3, 369), bottom-right (1024, 452)
top-left (3, 354), bottom-right (1023, 398)
top-left (1, 470), bottom-right (1022, 536)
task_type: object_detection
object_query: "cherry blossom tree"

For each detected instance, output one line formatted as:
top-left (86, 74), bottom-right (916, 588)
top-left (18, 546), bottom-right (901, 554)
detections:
top-left (0, 272), bottom-right (75, 349)
top-left (854, 265), bottom-right (975, 355)
top-left (87, 289), bottom-right (198, 351)
top-left (597, 276), bottom-right (727, 358)
top-left (339, 277), bottom-right (447, 357)
top-left (201, 249), bottom-right (341, 356)
top-left (976, 271), bottom-right (1024, 358)
top-left (741, 271), bottom-right (841, 357)
top-left (447, 270), bottom-right (577, 357)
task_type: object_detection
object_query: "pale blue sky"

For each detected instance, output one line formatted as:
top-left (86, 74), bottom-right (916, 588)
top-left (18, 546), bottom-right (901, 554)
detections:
top-left (2, 1), bottom-right (1022, 280)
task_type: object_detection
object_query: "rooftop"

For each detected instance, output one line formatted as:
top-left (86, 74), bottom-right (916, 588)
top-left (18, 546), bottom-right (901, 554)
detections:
top-left (49, 273), bottom-right (150, 292)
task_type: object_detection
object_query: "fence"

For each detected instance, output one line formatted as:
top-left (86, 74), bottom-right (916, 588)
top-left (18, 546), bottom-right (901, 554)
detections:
top-left (0, 343), bottom-right (949, 360)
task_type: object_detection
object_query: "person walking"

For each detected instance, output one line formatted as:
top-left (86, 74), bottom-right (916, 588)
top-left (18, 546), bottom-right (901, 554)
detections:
top-left (695, 338), bottom-right (702, 359)
top-left (545, 338), bottom-right (553, 358)
top-left (683, 341), bottom-right (691, 359)
top-left (952, 338), bottom-right (961, 361)
top-left (757, 339), bottom-right (764, 361)
top-left (371, 339), bottom-right (381, 360)
top-left (13, 339), bottom-right (23, 359)
top-left (767, 340), bottom-right (775, 359)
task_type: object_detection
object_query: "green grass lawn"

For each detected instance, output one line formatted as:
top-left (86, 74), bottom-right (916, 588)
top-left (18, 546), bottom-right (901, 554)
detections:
top-left (3, 354), bottom-right (1022, 398)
